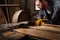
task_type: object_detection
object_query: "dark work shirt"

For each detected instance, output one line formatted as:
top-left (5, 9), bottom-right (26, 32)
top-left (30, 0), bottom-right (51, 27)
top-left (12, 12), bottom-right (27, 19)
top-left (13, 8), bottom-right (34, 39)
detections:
top-left (37, 0), bottom-right (60, 25)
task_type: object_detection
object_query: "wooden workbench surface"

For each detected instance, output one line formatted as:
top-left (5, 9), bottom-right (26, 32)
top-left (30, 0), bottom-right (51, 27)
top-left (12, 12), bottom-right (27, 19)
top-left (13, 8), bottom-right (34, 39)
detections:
top-left (2, 25), bottom-right (60, 40)
top-left (13, 28), bottom-right (60, 40)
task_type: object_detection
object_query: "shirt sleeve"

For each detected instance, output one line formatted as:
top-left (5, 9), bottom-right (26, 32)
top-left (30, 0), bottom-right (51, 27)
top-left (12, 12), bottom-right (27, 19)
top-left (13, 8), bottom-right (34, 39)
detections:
top-left (36, 10), bottom-right (44, 19)
top-left (52, 1), bottom-right (60, 19)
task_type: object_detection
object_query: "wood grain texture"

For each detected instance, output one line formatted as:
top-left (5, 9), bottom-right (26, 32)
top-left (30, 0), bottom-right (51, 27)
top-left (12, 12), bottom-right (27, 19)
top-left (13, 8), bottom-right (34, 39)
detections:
top-left (14, 28), bottom-right (60, 40)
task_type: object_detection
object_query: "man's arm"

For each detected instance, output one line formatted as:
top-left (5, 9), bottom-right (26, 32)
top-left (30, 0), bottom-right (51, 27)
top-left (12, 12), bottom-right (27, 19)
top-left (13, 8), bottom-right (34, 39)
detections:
top-left (35, 10), bottom-right (45, 26)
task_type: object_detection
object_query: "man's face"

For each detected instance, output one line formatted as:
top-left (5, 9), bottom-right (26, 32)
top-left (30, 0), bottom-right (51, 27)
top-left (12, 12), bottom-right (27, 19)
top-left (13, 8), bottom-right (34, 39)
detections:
top-left (35, 0), bottom-right (44, 9)
top-left (35, 0), bottom-right (48, 9)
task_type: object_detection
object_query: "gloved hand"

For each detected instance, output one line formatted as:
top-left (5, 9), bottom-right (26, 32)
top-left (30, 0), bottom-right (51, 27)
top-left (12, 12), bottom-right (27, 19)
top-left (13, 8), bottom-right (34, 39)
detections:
top-left (35, 19), bottom-right (45, 26)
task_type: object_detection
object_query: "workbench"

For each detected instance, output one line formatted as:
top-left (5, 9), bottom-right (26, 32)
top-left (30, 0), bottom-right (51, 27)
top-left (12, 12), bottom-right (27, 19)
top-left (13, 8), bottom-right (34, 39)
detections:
top-left (1, 25), bottom-right (60, 40)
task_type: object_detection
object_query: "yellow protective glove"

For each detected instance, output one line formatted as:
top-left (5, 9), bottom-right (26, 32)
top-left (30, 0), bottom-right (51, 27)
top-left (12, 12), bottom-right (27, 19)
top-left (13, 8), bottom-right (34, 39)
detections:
top-left (35, 19), bottom-right (45, 26)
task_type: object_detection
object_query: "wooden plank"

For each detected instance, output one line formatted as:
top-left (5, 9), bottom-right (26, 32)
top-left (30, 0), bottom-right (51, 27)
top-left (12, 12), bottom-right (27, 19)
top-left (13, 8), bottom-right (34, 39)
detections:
top-left (2, 31), bottom-right (25, 40)
top-left (0, 21), bottom-right (28, 30)
top-left (5, 0), bottom-right (10, 23)
top-left (0, 7), bottom-right (7, 24)
top-left (0, 4), bottom-right (19, 6)
top-left (29, 26), bottom-right (60, 33)
top-left (42, 24), bottom-right (60, 28)
top-left (13, 28), bottom-right (60, 40)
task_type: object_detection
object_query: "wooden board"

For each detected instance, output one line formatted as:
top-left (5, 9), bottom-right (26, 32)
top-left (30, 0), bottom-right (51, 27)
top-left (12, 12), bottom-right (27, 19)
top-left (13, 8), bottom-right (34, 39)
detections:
top-left (2, 31), bottom-right (25, 40)
top-left (0, 7), bottom-right (7, 24)
top-left (13, 28), bottom-right (60, 40)
top-left (0, 21), bottom-right (28, 30)
top-left (29, 26), bottom-right (60, 33)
